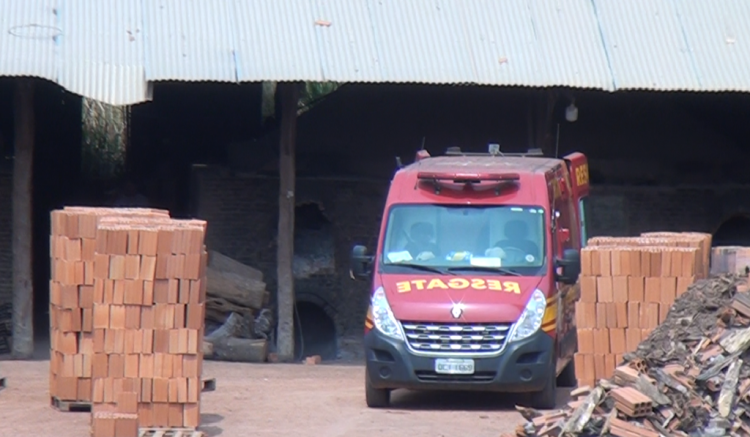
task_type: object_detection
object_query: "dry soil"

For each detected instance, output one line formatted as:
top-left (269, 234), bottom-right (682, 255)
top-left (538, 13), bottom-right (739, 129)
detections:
top-left (0, 357), bottom-right (574, 437)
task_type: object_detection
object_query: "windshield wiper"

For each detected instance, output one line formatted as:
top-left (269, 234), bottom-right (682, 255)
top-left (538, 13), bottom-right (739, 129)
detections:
top-left (445, 266), bottom-right (522, 276)
top-left (390, 263), bottom-right (456, 275)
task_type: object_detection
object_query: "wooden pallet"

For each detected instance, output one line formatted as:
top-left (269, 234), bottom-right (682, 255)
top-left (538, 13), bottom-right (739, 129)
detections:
top-left (139, 428), bottom-right (203, 437)
top-left (50, 396), bottom-right (91, 412)
top-left (201, 378), bottom-right (216, 392)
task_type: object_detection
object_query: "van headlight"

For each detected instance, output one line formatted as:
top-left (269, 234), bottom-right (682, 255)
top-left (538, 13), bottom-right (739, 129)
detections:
top-left (509, 289), bottom-right (547, 342)
top-left (371, 286), bottom-right (404, 341)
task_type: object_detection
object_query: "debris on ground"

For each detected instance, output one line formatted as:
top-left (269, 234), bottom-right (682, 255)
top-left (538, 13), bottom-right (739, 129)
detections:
top-left (304, 355), bottom-right (322, 365)
top-left (508, 274), bottom-right (750, 437)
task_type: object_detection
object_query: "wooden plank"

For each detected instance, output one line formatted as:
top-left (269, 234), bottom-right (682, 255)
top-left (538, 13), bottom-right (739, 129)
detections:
top-left (209, 250), bottom-right (263, 281)
top-left (732, 293), bottom-right (750, 318)
top-left (205, 266), bottom-right (266, 309)
top-left (50, 396), bottom-right (92, 412)
top-left (276, 82), bottom-right (300, 362)
top-left (139, 428), bottom-right (202, 437)
top-left (11, 79), bottom-right (34, 358)
top-left (201, 378), bottom-right (216, 392)
top-left (207, 337), bottom-right (267, 362)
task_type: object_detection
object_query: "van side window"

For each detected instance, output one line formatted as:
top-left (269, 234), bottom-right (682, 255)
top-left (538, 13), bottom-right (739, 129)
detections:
top-left (579, 197), bottom-right (589, 247)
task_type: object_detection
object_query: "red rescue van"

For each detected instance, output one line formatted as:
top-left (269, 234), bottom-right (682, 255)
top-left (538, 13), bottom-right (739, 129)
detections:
top-left (350, 146), bottom-right (590, 409)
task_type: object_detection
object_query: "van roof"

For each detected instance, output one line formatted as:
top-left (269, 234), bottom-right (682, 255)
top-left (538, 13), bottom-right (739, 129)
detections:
top-left (401, 155), bottom-right (562, 176)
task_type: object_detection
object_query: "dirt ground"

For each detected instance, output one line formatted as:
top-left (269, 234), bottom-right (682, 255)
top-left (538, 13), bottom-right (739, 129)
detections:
top-left (0, 356), bottom-right (573, 437)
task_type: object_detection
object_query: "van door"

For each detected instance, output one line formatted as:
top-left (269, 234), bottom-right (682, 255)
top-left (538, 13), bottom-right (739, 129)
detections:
top-left (559, 153), bottom-right (590, 370)
top-left (552, 166), bottom-right (580, 371)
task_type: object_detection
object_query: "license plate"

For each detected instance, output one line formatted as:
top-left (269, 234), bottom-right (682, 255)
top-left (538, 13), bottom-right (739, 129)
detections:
top-left (434, 358), bottom-right (475, 375)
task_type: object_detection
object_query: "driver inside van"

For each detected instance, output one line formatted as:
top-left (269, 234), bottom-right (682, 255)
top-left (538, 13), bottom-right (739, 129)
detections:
top-left (404, 222), bottom-right (440, 261)
top-left (487, 219), bottom-right (539, 263)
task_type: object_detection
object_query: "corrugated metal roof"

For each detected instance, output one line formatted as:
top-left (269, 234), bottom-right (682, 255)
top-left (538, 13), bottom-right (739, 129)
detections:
top-left (232, 0), bottom-right (322, 82)
top-left (593, 0), bottom-right (750, 92)
top-left (1, 0), bottom-right (750, 105)
top-left (58, 0), bottom-right (149, 106)
top-left (0, 0), bottom-right (58, 81)
top-left (144, 0), bottom-right (237, 82)
top-left (668, 0), bottom-right (750, 92)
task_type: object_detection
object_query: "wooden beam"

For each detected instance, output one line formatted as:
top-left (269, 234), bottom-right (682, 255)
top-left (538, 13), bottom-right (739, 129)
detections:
top-left (12, 80), bottom-right (34, 358)
top-left (532, 89), bottom-right (559, 156)
top-left (276, 82), bottom-right (300, 362)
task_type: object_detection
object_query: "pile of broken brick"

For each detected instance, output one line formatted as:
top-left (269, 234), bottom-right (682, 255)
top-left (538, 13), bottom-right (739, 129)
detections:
top-left (508, 273), bottom-right (750, 437)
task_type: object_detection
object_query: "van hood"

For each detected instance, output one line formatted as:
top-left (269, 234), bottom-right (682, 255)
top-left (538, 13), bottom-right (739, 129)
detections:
top-left (376, 273), bottom-right (545, 324)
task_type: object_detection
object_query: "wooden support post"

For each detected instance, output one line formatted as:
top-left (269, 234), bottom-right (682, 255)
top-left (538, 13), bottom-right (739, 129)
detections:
top-left (12, 80), bottom-right (34, 358)
top-left (276, 83), bottom-right (300, 362)
top-left (532, 89), bottom-right (559, 156)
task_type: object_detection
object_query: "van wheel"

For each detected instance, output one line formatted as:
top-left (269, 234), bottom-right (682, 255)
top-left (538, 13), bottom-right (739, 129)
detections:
top-left (557, 358), bottom-right (577, 388)
top-left (365, 373), bottom-right (390, 408)
top-left (528, 364), bottom-right (557, 410)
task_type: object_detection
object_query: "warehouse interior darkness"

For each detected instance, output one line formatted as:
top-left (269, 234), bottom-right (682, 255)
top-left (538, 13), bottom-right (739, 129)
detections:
top-left (292, 203), bottom-right (338, 361)
top-left (712, 215), bottom-right (750, 247)
top-left (294, 301), bottom-right (338, 361)
top-left (3, 80), bottom-right (750, 354)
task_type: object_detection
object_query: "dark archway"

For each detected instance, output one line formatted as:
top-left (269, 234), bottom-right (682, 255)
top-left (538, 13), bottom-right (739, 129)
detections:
top-left (294, 202), bottom-right (335, 278)
top-left (293, 301), bottom-right (338, 361)
top-left (713, 215), bottom-right (750, 246)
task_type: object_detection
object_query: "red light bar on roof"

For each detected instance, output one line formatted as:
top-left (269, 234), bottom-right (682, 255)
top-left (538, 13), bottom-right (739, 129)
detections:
top-left (416, 171), bottom-right (520, 182)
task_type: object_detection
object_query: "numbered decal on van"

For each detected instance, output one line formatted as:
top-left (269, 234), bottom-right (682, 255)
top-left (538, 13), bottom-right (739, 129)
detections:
top-left (574, 164), bottom-right (589, 187)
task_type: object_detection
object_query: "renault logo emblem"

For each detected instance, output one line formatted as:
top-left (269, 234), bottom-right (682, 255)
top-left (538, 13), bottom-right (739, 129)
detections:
top-left (450, 304), bottom-right (464, 319)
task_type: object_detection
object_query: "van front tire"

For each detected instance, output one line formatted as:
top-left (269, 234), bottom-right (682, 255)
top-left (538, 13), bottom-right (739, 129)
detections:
top-left (365, 373), bottom-right (390, 408)
top-left (527, 364), bottom-right (557, 410)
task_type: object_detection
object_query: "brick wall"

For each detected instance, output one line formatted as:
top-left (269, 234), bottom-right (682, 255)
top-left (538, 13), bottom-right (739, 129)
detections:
top-left (191, 166), bottom-right (388, 337)
top-left (191, 166), bottom-right (750, 335)
top-left (588, 185), bottom-right (750, 237)
top-left (0, 169), bottom-right (11, 307)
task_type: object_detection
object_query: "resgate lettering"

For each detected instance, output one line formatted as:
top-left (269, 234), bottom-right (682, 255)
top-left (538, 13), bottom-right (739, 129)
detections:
top-left (395, 278), bottom-right (521, 294)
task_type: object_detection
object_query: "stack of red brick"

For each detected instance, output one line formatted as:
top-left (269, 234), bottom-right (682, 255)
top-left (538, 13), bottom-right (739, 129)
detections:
top-left (50, 207), bottom-right (170, 404)
top-left (49, 207), bottom-right (208, 437)
top-left (573, 232), bottom-right (711, 387)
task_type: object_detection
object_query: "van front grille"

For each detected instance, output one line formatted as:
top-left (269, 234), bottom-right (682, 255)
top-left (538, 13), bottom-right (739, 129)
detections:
top-left (401, 322), bottom-right (511, 354)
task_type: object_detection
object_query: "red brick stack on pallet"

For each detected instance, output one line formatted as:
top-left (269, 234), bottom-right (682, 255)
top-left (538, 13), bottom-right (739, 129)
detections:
top-left (49, 207), bottom-right (169, 406)
top-left (88, 216), bottom-right (207, 437)
top-left (49, 207), bottom-right (208, 437)
top-left (573, 232), bottom-right (711, 387)
top-left (711, 245), bottom-right (750, 275)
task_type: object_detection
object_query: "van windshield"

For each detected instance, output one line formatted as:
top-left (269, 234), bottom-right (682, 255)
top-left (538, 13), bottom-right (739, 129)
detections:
top-left (381, 204), bottom-right (546, 276)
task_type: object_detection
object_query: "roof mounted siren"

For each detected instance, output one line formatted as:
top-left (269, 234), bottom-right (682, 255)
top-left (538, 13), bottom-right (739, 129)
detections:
top-left (488, 143), bottom-right (501, 155)
top-left (414, 149), bottom-right (430, 162)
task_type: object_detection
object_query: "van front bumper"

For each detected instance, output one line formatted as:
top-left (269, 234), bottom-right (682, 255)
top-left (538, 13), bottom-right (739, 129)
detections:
top-left (364, 327), bottom-right (554, 393)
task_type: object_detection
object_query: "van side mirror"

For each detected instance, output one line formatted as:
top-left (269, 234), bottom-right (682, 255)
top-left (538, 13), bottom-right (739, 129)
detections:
top-left (350, 245), bottom-right (374, 280)
top-left (555, 248), bottom-right (580, 285)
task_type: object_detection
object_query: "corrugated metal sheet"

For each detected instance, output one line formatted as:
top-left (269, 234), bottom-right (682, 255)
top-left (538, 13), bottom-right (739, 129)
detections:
top-left (674, 0), bottom-right (750, 92)
top-left (528, 0), bottom-right (613, 90)
top-left (58, 0), bottom-right (149, 106)
top-left (232, 0), bottom-right (321, 82)
top-left (2, 0), bottom-right (750, 105)
top-left (144, 0), bottom-right (236, 82)
top-left (593, 0), bottom-right (750, 92)
top-left (593, 0), bottom-right (701, 91)
top-left (231, 0), bottom-right (613, 88)
top-left (0, 0), bottom-right (58, 81)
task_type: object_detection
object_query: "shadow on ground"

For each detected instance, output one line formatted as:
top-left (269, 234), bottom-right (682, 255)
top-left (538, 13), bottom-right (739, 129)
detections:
top-left (387, 387), bottom-right (574, 412)
top-left (200, 413), bottom-right (225, 436)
